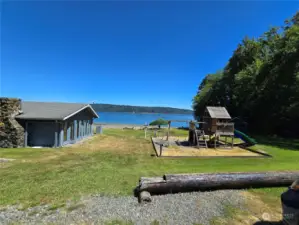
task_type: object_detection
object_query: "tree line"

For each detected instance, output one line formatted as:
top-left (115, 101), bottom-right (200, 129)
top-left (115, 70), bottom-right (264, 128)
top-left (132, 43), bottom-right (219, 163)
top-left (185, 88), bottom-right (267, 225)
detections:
top-left (91, 103), bottom-right (193, 114)
top-left (193, 12), bottom-right (299, 137)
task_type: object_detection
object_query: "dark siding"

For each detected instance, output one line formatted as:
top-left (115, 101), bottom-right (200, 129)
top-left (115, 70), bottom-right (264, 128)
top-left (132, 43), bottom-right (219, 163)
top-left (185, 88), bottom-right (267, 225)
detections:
top-left (66, 108), bottom-right (95, 121)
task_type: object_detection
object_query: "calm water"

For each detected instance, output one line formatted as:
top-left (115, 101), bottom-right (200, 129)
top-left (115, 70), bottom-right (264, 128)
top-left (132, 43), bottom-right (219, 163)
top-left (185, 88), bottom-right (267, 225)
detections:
top-left (94, 112), bottom-right (194, 127)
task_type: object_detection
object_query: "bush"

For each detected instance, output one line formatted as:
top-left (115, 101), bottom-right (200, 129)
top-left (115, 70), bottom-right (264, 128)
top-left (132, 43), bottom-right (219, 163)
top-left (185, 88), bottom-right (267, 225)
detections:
top-left (149, 119), bottom-right (168, 129)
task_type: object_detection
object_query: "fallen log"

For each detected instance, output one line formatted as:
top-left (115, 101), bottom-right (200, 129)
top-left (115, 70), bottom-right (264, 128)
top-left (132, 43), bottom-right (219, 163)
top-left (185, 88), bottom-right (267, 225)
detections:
top-left (136, 172), bottom-right (299, 196)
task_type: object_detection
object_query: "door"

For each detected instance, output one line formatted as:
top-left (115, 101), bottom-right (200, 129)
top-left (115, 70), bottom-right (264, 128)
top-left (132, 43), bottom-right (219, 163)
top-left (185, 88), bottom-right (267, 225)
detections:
top-left (28, 122), bottom-right (55, 147)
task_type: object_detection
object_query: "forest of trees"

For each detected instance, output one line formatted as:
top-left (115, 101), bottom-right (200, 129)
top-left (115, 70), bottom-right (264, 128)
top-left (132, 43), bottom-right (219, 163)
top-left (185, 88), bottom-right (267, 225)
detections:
top-left (193, 12), bottom-right (299, 137)
top-left (91, 103), bottom-right (192, 114)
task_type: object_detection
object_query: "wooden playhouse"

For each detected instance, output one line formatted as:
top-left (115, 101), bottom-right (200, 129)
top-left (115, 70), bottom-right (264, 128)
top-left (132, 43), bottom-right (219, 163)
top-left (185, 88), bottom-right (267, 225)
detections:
top-left (189, 106), bottom-right (235, 148)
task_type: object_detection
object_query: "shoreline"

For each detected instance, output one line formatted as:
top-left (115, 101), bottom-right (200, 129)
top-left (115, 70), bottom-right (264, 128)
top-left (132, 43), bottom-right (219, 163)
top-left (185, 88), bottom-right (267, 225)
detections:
top-left (96, 112), bottom-right (193, 115)
top-left (93, 123), bottom-right (183, 129)
top-left (93, 123), bottom-right (145, 129)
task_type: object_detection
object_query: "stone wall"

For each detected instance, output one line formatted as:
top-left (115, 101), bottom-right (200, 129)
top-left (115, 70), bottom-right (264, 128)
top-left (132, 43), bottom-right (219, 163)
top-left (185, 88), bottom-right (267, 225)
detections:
top-left (0, 98), bottom-right (25, 148)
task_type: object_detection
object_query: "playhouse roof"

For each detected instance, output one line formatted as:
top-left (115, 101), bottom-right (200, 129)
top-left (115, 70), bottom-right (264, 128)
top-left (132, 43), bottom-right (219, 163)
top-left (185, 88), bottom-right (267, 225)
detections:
top-left (206, 106), bottom-right (231, 119)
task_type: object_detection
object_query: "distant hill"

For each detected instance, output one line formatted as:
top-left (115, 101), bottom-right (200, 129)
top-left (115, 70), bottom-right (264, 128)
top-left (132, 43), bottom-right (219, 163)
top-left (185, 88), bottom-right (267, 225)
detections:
top-left (91, 103), bottom-right (193, 114)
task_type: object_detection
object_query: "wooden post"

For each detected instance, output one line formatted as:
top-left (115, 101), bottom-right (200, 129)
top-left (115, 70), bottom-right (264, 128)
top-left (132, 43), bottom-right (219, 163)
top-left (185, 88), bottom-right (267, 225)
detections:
top-left (67, 122), bottom-right (71, 141)
top-left (60, 123), bottom-right (64, 146)
top-left (144, 127), bottom-right (147, 139)
top-left (166, 121), bottom-right (170, 141)
top-left (214, 134), bottom-right (216, 149)
top-left (74, 120), bottom-right (77, 141)
top-left (160, 144), bottom-right (163, 156)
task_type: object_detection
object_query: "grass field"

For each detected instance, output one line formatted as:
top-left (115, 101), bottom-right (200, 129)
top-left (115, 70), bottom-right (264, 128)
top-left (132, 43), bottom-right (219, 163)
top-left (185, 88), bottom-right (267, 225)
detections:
top-left (0, 128), bottom-right (299, 209)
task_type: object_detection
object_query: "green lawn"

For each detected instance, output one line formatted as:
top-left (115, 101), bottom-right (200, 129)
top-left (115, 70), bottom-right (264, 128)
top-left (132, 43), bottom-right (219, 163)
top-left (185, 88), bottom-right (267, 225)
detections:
top-left (0, 128), bottom-right (298, 208)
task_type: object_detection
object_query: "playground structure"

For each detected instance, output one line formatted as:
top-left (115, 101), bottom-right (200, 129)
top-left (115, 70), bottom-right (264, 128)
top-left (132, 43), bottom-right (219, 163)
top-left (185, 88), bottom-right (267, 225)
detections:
top-left (163, 107), bottom-right (256, 149)
top-left (149, 106), bottom-right (260, 157)
top-left (164, 107), bottom-right (235, 149)
top-left (190, 106), bottom-right (235, 148)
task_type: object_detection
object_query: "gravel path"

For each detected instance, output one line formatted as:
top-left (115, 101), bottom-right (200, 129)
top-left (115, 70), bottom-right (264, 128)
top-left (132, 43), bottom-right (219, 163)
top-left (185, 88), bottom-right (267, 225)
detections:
top-left (0, 190), bottom-right (245, 225)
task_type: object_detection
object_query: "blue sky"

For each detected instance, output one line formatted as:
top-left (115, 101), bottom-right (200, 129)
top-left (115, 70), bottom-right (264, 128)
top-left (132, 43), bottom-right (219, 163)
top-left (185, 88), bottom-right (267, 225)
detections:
top-left (1, 1), bottom-right (298, 109)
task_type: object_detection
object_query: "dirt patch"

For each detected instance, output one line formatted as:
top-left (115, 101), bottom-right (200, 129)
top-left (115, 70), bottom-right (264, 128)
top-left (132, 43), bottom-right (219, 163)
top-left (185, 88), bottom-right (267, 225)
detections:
top-left (213, 191), bottom-right (282, 225)
top-left (242, 192), bottom-right (282, 221)
top-left (0, 158), bottom-right (15, 162)
top-left (66, 135), bottom-right (151, 155)
top-left (152, 137), bottom-right (262, 157)
top-left (19, 134), bottom-right (152, 164)
top-left (163, 146), bottom-right (260, 157)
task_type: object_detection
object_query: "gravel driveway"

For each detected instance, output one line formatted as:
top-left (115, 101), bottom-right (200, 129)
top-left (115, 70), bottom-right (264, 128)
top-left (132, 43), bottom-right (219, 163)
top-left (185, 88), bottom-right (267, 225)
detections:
top-left (0, 190), bottom-right (245, 225)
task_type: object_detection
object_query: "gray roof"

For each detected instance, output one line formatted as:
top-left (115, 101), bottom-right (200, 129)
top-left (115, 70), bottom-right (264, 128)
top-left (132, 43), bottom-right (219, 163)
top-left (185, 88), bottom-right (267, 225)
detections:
top-left (16, 101), bottom-right (99, 120)
top-left (206, 106), bottom-right (231, 119)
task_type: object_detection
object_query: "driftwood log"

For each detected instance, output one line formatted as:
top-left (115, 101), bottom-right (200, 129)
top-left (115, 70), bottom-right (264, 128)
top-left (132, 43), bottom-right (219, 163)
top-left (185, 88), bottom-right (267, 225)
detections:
top-left (135, 172), bottom-right (299, 196)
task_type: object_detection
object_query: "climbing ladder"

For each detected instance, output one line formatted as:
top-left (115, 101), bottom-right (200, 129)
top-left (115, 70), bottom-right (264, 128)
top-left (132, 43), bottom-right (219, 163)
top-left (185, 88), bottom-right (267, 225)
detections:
top-left (194, 129), bottom-right (208, 149)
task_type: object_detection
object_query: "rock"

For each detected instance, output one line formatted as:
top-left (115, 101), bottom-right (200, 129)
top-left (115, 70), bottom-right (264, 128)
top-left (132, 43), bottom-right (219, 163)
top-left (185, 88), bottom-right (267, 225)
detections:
top-left (0, 98), bottom-right (24, 148)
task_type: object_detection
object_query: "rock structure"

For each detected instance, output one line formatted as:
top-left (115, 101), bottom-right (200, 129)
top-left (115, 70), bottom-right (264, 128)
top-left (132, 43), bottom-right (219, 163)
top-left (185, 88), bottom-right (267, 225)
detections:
top-left (0, 98), bottom-right (24, 148)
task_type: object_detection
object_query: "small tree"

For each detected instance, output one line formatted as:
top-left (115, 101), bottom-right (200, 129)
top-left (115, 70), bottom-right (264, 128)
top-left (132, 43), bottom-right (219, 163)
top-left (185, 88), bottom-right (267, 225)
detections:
top-left (149, 118), bottom-right (168, 129)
